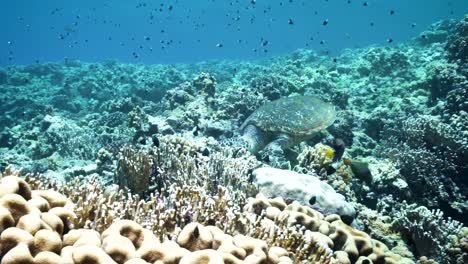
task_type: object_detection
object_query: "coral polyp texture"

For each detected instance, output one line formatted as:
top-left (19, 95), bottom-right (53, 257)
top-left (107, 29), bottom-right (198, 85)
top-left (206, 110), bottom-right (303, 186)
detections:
top-left (1, 15), bottom-right (468, 264)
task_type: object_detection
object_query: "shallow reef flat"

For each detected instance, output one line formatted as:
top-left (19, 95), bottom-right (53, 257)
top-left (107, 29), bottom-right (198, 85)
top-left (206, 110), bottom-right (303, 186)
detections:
top-left (0, 16), bottom-right (467, 263)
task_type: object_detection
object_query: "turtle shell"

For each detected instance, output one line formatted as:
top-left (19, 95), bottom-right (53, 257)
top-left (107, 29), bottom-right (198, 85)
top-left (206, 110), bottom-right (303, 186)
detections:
top-left (241, 96), bottom-right (336, 137)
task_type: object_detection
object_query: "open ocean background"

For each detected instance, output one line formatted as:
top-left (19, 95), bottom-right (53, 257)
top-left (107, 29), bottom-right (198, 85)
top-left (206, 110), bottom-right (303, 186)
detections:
top-left (1, 0), bottom-right (467, 65)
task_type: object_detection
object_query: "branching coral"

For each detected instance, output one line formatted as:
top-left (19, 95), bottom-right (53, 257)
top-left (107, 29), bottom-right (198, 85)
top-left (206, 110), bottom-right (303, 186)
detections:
top-left (295, 143), bottom-right (333, 176)
top-left (115, 145), bottom-right (155, 194)
top-left (381, 115), bottom-right (466, 214)
top-left (112, 135), bottom-right (258, 199)
top-left (383, 201), bottom-right (467, 264)
top-left (424, 60), bottom-right (467, 102)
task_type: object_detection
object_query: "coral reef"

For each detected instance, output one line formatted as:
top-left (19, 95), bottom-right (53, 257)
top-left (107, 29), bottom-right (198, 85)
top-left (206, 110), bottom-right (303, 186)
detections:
top-left (252, 167), bottom-right (356, 224)
top-left (1, 16), bottom-right (467, 264)
top-left (379, 199), bottom-right (468, 264)
top-left (446, 15), bottom-right (468, 63)
top-left (424, 60), bottom-right (467, 102)
top-left (244, 193), bottom-right (412, 264)
top-left (380, 115), bottom-right (466, 214)
top-left (0, 167), bottom-right (297, 264)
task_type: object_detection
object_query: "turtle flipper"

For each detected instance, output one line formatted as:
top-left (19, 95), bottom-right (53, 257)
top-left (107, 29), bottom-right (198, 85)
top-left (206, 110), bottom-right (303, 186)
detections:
top-left (241, 124), bottom-right (267, 154)
top-left (263, 133), bottom-right (294, 154)
top-left (261, 133), bottom-right (293, 169)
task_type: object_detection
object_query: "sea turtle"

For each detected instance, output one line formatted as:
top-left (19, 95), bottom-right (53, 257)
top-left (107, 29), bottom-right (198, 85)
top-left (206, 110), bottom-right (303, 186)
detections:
top-left (241, 96), bottom-right (336, 155)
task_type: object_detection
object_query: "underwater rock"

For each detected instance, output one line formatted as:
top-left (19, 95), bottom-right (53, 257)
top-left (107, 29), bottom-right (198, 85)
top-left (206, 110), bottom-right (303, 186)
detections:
top-left (0, 130), bottom-right (14, 148)
top-left (163, 81), bottom-right (195, 108)
top-left (252, 167), bottom-right (356, 223)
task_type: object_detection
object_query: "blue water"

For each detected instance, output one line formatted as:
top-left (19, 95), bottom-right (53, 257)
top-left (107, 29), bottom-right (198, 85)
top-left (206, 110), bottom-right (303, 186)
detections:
top-left (1, 0), bottom-right (467, 66)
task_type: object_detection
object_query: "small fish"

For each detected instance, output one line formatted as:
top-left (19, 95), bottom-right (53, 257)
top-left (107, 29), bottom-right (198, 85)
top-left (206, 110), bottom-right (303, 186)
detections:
top-left (193, 126), bottom-right (200, 136)
top-left (323, 19), bottom-right (329, 26)
top-left (331, 138), bottom-right (345, 164)
top-left (288, 18), bottom-right (294, 25)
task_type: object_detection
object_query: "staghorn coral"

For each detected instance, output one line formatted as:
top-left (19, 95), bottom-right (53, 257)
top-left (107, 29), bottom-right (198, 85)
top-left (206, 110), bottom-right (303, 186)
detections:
top-left (115, 145), bottom-right (155, 195)
top-left (111, 135), bottom-right (258, 199)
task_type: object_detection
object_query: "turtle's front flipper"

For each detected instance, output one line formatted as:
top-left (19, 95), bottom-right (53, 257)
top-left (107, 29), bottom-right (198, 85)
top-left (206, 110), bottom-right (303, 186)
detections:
top-left (261, 134), bottom-right (293, 169)
top-left (241, 124), bottom-right (267, 154)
